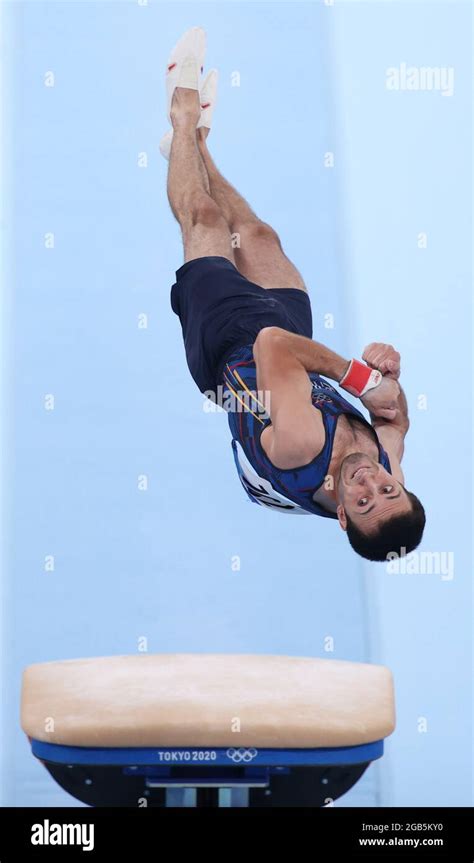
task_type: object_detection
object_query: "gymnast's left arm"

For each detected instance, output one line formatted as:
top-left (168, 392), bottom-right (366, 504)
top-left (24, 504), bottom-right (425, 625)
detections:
top-left (361, 342), bottom-right (409, 465)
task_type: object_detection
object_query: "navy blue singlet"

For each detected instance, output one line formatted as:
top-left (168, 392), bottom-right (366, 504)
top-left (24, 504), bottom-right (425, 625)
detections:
top-left (222, 345), bottom-right (392, 517)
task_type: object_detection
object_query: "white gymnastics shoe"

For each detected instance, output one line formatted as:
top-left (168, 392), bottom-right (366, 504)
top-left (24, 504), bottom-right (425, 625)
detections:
top-left (159, 129), bottom-right (174, 161)
top-left (160, 68), bottom-right (218, 160)
top-left (197, 68), bottom-right (218, 129)
top-left (166, 26), bottom-right (206, 123)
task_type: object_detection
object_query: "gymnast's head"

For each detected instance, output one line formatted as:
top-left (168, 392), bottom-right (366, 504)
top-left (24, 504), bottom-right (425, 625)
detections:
top-left (335, 453), bottom-right (426, 562)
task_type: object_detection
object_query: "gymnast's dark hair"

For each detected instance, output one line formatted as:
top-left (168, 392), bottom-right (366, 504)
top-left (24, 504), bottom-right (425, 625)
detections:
top-left (345, 490), bottom-right (426, 562)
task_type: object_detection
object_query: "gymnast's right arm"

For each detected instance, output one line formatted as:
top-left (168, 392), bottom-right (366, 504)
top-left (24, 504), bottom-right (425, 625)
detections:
top-left (254, 326), bottom-right (351, 386)
top-left (253, 326), bottom-right (398, 469)
top-left (252, 327), bottom-right (328, 469)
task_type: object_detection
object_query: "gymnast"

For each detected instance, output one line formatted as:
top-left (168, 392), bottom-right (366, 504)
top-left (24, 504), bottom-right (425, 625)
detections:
top-left (162, 27), bottom-right (425, 561)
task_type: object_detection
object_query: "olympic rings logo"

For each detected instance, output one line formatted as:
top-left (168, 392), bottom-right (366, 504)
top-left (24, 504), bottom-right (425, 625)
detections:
top-left (226, 747), bottom-right (258, 763)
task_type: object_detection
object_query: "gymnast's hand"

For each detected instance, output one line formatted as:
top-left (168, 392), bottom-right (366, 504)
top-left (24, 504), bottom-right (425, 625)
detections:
top-left (362, 342), bottom-right (401, 380)
top-left (360, 375), bottom-right (401, 421)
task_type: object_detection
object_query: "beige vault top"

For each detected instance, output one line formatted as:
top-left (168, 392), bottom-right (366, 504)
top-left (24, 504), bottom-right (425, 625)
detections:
top-left (21, 653), bottom-right (396, 749)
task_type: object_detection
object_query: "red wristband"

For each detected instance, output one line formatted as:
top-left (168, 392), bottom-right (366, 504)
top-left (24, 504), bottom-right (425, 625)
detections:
top-left (339, 359), bottom-right (382, 397)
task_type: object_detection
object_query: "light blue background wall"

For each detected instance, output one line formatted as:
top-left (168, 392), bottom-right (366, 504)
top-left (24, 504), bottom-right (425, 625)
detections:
top-left (331, 0), bottom-right (472, 806)
top-left (1, 0), bottom-right (471, 807)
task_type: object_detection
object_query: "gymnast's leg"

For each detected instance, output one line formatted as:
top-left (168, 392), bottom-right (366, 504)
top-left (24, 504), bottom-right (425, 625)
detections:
top-left (167, 86), bottom-right (235, 265)
top-left (196, 127), bottom-right (306, 291)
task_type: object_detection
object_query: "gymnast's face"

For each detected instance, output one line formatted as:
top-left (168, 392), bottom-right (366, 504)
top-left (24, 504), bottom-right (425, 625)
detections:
top-left (336, 453), bottom-right (410, 533)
